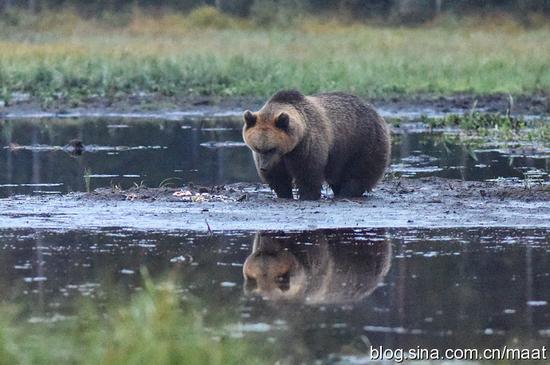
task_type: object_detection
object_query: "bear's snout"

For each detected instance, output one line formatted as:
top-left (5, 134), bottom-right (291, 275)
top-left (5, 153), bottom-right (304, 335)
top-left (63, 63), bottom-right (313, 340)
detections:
top-left (257, 151), bottom-right (281, 173)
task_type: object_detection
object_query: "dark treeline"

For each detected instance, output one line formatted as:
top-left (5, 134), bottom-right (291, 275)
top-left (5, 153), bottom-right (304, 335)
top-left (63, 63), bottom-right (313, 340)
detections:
top-left (1, 0), bottom-right (549, 22)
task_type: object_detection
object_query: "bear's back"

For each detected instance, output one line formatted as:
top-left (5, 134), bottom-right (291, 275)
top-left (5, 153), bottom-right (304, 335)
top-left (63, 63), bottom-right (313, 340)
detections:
top-left (311, 92), bottom-right (389, 156)
top-left (312, 92), bottom-right (385, 134)
top-left (310, 92), bottom-right (391, 190)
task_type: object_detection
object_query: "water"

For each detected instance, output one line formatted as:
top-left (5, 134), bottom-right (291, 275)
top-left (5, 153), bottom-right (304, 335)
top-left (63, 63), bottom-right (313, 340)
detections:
top-left (1, 228), bottom-right (549, 362)
top-left (1, 115), bottom-right (549, 362)
top-left (0, 118), bottom-right (548, 197)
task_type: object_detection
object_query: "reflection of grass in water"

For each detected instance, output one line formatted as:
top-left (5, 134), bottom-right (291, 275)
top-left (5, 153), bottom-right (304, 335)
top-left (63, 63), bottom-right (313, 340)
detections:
top-left (83, 168), bottom-right (92, 193)
top-left (0, 9), bottom-right (549, 103)
top-left (133, 180), bottom-right (146, 189)
top-left (0, 272), bottom-right (267, 365)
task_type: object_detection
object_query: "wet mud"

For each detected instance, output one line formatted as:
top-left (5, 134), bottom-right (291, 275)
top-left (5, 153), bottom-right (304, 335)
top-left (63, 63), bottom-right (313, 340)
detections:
top-left (0, 106), bottom-right (548, 363)
top-left (1, 93), bottom-right (549, 120)
top-left (1, 177), bottom-right (548, 231)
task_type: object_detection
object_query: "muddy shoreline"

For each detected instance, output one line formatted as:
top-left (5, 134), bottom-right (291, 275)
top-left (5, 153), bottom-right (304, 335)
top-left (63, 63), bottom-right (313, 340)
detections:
top-left (1, 177), bottom-right (548, 231)
top-left (1, 93), bottom-right (549, 119)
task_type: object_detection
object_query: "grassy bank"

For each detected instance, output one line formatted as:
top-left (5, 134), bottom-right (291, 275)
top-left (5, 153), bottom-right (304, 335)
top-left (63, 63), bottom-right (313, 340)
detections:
top-left (0, 8), bottom-right (549, 106)
top-left (0, 275), bottom-right (268, 365)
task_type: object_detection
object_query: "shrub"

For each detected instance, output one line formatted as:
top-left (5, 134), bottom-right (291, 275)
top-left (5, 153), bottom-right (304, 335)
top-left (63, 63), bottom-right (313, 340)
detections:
top-left (186, 6), bottom-right (238, 29)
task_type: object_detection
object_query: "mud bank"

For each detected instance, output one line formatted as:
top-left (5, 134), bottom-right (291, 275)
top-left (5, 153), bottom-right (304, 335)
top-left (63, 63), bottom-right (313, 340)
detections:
top-left (1, 177), bottom-right (548, 231)
top-left (1, 93), bottom-right (549, 120)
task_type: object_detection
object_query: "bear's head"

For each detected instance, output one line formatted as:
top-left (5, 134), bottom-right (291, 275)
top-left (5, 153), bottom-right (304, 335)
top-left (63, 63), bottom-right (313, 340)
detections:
top-left (242, 104), bottom-right (305, 173)
top-left (243, 234), bottom-right (307, 301)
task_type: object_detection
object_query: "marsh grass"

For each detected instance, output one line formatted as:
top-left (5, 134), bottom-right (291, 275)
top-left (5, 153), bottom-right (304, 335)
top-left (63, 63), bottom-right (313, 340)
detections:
top-left (0, 273), bottom-right (267, 365)
top-left (0, 9), bottom-right (549, 104)
top-left (159, 177), bottom-right (184, 188)
top-left (419, 113), bottom-right (526, 130)
top-left (416, 112), bottom-right (550, 142)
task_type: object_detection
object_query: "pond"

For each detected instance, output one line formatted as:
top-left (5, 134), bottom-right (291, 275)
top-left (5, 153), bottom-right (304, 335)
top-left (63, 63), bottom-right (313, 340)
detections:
top-left (0, 227), bottom-right (549, 362)
top-left (0, 117), bottom-right (548, 197)
top-left (0, 115), bottom-right (549, 363)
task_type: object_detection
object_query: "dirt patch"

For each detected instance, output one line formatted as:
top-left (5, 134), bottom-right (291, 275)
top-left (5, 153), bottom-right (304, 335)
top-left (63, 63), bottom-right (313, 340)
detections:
top-left (1, 93), bottom-right (549, 119)
top-left (375, 93), bottom-right (550, 116)
top-left (90, 183), bottom-right (266, 203)
top-left (1, 177), bottom-right (547, 232)
top-left (88, 177), bottom-right (550, 203)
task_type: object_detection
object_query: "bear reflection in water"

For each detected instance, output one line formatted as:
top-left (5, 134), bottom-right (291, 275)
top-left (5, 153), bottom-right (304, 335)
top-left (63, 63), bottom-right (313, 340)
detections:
top-left (243, 230), bottom-right (391, 304)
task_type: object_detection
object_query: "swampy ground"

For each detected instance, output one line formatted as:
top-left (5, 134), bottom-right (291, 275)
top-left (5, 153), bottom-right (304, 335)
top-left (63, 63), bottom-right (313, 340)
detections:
top-left (0, 9), bottom-right (549, 364)
top-left (0, 105), bottom-right (549, 363)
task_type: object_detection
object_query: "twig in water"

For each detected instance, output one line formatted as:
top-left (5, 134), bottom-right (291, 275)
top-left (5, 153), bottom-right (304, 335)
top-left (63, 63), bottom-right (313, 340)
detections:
top-left (205, 218), bottom-right (213, 236)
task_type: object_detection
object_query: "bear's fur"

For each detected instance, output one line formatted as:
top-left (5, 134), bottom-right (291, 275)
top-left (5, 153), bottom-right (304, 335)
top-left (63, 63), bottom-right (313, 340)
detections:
top-left (242, 90), bottom-right (391, 200)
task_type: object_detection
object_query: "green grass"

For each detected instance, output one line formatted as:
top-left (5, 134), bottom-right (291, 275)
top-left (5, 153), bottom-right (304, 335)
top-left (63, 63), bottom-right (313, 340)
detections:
top-left (0, 273), bottom-right (268, 365)
top-left (418, 112), bottom-right (526, 130)
top-left (410, 111), bottom-right (550, 142)
top-left (0, 8), bottom-right (549, 105)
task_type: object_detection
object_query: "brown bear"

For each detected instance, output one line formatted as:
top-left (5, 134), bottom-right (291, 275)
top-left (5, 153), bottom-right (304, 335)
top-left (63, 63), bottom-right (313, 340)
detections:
top-left (242, 90), bottom-right (391, 200)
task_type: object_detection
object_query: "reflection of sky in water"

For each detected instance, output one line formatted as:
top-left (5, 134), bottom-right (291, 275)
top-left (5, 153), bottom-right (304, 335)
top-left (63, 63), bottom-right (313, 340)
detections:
top-left (0, 118), bottom-right (548, 197)
top-left (0, 227), bottom-right (549, 362)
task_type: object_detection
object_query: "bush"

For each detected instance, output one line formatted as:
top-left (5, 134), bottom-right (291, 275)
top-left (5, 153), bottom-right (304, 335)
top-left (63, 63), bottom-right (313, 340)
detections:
top-left (250, 0), bottom-right (309, 27)
top-left (186, 6), bottom-right (238, 29)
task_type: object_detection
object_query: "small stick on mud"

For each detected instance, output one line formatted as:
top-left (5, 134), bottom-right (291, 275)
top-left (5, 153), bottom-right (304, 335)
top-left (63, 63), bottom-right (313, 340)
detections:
top-left (341, 198), bottom-right (361, 205)
top-left (394, 180), bottom-right (402, 191)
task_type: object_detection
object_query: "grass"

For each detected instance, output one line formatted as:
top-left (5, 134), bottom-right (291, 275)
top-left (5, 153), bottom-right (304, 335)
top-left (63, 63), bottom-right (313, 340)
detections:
top-left (0, 272), bottom-right (268, 365)
top-left (412, 112), bottom-right (550, 142)
top-left (0, 8), bottom-right (549, 105)
top-left (417, 112), bottom-right (525, 130)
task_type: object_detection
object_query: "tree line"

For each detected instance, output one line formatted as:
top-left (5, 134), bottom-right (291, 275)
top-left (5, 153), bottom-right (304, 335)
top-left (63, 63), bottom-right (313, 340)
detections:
top-left (1, 0), bottom-right (549, 22)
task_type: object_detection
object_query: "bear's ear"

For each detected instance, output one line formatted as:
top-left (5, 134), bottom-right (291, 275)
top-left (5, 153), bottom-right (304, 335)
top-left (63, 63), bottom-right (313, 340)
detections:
top-left (244, 110), bottom-right (257, 128)
top-left (275, 112), bottom-right (289, 130)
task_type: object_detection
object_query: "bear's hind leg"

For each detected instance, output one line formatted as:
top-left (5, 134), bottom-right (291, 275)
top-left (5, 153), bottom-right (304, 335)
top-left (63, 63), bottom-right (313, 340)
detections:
top-left (330, 183), bottom-right (341, 196)
top-left (336, 178), bottom-right (367, 198)
top-left (333, 151), bottom-right (385, 198)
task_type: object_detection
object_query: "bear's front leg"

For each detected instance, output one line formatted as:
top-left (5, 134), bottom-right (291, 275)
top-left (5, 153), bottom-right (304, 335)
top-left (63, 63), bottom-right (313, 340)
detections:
top-left (296, 175), bottom-right (322, 200)
top-left (269, 178), bottom-right (293, 199)
top-left (290, 160), bottom-right (324, 200)
top-left (259, 162), bottom-right (293, 199)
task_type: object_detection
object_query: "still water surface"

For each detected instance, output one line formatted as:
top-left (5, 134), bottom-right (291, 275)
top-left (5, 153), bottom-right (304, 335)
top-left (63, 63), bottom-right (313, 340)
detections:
top-left (1, 228), bottom-right (549, 362)
top-left (0, 117), bottom-right (548, 197)
top-left (1, 116), bottom-right (549, 362)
